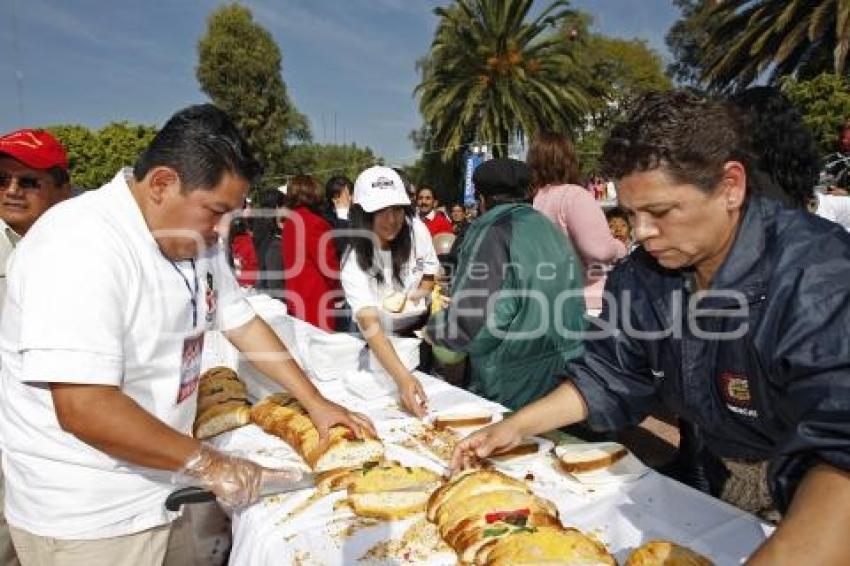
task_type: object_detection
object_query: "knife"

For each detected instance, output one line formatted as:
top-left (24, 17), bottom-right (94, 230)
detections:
top-left (165, 471), bottom-right (319, 511)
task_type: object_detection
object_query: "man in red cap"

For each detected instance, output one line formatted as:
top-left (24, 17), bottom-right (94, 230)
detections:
top-left (0, 128), bottom-right (71, 298)
top-left (0, 128), bottom-right (70, 565)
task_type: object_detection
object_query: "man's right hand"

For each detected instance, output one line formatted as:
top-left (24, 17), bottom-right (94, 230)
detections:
top-left (450, 419), bottom-right (523, 473)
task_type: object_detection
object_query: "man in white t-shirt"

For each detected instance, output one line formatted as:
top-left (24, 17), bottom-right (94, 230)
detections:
top-left (0, 105), bottom-right (374, 566)
top-left (0, 129), bottom-right (73, 566)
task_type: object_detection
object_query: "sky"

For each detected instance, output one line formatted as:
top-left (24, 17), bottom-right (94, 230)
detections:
top-left (0, 0), bottom-right (680, 171)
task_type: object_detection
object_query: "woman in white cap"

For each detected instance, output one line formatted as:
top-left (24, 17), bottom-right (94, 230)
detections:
top-left (339, 166), bottom-right (440, 417)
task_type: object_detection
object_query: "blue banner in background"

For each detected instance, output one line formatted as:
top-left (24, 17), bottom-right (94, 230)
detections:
top-left (463, 151), bottom-right (484, 206)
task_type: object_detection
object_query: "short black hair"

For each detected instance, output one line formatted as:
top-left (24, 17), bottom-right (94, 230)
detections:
top-left (605, 206), bottom-right (630, 223)
top-left (601, 90), bottom-right (752, 194)
top-left (325, 175), bottom-right (352, 202)
top-left (133, 104), bottom-right (261, 192)
top-left (731, 87), bottom-right (819, 209)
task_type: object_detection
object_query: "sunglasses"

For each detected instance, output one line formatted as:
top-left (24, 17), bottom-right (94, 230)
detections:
top-left (0, 171), bottom-right (46, 191)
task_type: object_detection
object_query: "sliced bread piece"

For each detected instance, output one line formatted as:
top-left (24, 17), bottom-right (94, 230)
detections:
top-left (625, 541), bottom-right (714, 566)
top-left (194, 402), bottom-right (251, 439)
top-left (427, 469), bottom-right (526, 522)
top-left (452, 512), bottom-right (562, 562)
top-left (382, 291), bottom-right (407, 313)
top-left (433, 411), bottom-right (493, 430)
top-left (558, 442), bottom-right (628, 474)
top-left (480, 525), bottom-right (616, 566)
top-left (349, 490), bottom-right (434, 520)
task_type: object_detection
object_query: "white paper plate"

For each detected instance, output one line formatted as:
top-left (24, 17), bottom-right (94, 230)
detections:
top-left (554, 442), bottom-right (649, 485)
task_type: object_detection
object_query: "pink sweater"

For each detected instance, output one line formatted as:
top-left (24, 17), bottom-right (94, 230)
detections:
top-left (533, 184), bottom-right (627, 310)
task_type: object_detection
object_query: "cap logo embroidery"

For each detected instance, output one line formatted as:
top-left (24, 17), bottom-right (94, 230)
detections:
top-left (371, 176), bottom-right (395, 189)
top-left (5, 131), bottom-right (44, 150)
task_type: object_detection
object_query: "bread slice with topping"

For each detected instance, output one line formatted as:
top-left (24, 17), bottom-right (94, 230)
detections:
top-left (625, 541), bottom-right (714, 566)
top-left (478, 525), bottom-right (616, 565)
top-left (427, 469), bottom-right (526, 521)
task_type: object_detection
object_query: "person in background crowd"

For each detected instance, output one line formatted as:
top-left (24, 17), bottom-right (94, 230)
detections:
top-left (731, 87), bottom-right (818, 210)
top-left (0, 128), bottom-right (73, 566)
top-left (453, 91), bottom-right (850, 565)
top-left (416, 185), bottom-right (453, 236)
top-left (324, 175), bottom-right (352, 229)
top-left (821, 119), bottom-right (850, 195)
top-left (527, 131), bottom-right (626, 313)
top-left (448, 202), bottom-right (467, 232)
top-left (0, 105), bottom-right (373, 566)
top-left (281, 175), bottom-right (341, 332)
top-left (394, 167), bottom-right (416, 204)
top-left (605, 207), bottom-right (632, 249)
top-left (324, 175), bottom-right (353, 260)
top-left (253, 189), bottom-right (286, 299)
top-left (339, 166), bottom-right (439, 417)
top-left (426, 159), bottom-right (586, 410)
top-left (230, 217), bottom-right (259, 288)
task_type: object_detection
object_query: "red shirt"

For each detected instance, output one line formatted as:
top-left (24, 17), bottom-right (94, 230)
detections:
top-left (421, 210), bottom-right (454, 236)
top-left (281, 207), bottom-right (341, 331)
top-left (230, 233), bottom-right (258, 287)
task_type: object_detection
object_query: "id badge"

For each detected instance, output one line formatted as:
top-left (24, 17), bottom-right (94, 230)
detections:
top-left (176, 331), bottom-right (205, 404)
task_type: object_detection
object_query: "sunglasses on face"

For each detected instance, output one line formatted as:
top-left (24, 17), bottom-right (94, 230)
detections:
top-left (0, 171), bottom-right (46, 191)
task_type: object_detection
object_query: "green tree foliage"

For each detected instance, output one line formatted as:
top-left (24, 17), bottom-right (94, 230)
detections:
top-left (281, 143), bottom-right (380, 187)
top-left (782, 73), bottom-right (850, 155)
top-left (47, 122), bottom-right (157, 189)
top-left (665, 0), bottom-right (714, 85)
top-left (701, 0), bottom-right (850, 90)
top-left (567, 12), bottom-right (670, 175)
top-left (197, 4), bottom-right (309, 183)
top-left (580, 35), bottom-right (671, 129)
top-left (415, 0), bottom-right (591, 163)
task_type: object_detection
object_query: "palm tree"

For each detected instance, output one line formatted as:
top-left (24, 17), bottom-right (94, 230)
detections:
top-left (701, 0), bottom-right (850, 90)
top-left (415, 0), bottom-right (590, 161)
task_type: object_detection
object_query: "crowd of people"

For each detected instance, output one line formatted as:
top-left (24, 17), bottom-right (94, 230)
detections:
top-left (0, 85), bottom-right (848, 565)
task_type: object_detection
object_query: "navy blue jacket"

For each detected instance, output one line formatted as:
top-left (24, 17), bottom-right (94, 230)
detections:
top-left (566, 196), bottom-right (850, 511)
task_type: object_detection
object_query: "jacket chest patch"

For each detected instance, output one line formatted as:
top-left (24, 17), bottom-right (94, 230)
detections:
top-left (718, 371), bottom-right (758, 418)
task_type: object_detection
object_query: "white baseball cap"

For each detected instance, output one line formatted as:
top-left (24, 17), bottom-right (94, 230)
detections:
top-left (353, 166), bottom-right (411, 213)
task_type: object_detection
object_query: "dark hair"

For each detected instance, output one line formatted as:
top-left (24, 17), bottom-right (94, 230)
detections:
top-left (251, 189), bottom-right (286, 252)
top-left (393, 167), bottom-right (415, 196)
top-left (345, 203), bottom-right (414, 286)
top-left (416, 185), bottom-right (437, 199)
top-left (46, 166), bottom-right (70, 187)
top-left (286, 174), bottom-right (323, 211)
top-left (605, 206), bottom-right (630, 224)
top-left (450, 202), bottom-right (465, 211)
top-left (133, 104), bottom-right (261, 192)
top-left (601, 91), bottom-right (752, 194)
top-left (325, 175), bottom-right (352, 204)
top-left (731, 87), bottom-right (819, 209)
top-left (527, 131), bottom-right (581, 193)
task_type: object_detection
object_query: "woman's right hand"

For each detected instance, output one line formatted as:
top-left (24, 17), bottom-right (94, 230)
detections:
top-left (449, 419), bottom-right (523, 473)
top-left (397, 373), bottom-right (428, 418)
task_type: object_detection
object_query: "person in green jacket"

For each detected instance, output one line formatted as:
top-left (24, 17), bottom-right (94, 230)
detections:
top-left (425, 158), bottom-right (586, 410)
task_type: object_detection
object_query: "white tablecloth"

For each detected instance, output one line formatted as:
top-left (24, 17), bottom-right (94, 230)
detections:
top-left (203, 295), bottom-right (772, 565)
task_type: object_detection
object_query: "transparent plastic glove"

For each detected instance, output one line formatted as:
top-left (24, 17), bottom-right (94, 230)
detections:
top-left (175, 444), bottom-right (302, 509)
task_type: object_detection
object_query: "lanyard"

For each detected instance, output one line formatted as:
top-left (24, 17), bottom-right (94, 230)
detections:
top-left (168, 259), bottom-right (198, 328)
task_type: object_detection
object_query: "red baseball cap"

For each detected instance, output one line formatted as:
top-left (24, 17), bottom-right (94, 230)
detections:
top-left (0, 129), bottom-right (69, 171)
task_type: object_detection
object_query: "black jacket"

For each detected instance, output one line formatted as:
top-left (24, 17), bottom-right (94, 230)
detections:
top-left (566, 196), bottom-right (850, 511)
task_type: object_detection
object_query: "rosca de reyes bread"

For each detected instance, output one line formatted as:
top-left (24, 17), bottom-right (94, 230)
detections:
top-left (427, 469), bottom-right (615, 565)
top-left (626, 541), bottom-right (714, 566)
top-left (250, 392), bottom-right (384, 472)
top-left (193, 367), bottom-right (251, 439)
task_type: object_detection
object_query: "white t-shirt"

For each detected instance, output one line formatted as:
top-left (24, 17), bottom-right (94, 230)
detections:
top-left (0, 169), bottom-right (255, 539)
top-left (815, 193), bottom-right (850, 231)
top-left (339, 217), bottom-right (438, 319)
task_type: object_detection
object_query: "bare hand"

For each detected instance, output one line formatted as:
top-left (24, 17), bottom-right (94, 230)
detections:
top-left (306, 398), bottom-right (376, 441)
top-left (827, 186), bottom-right (849, 196)
top-left (450, 420), bottom-right (523, 473)
top-left (398, 374), bottom-right (428, 418)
